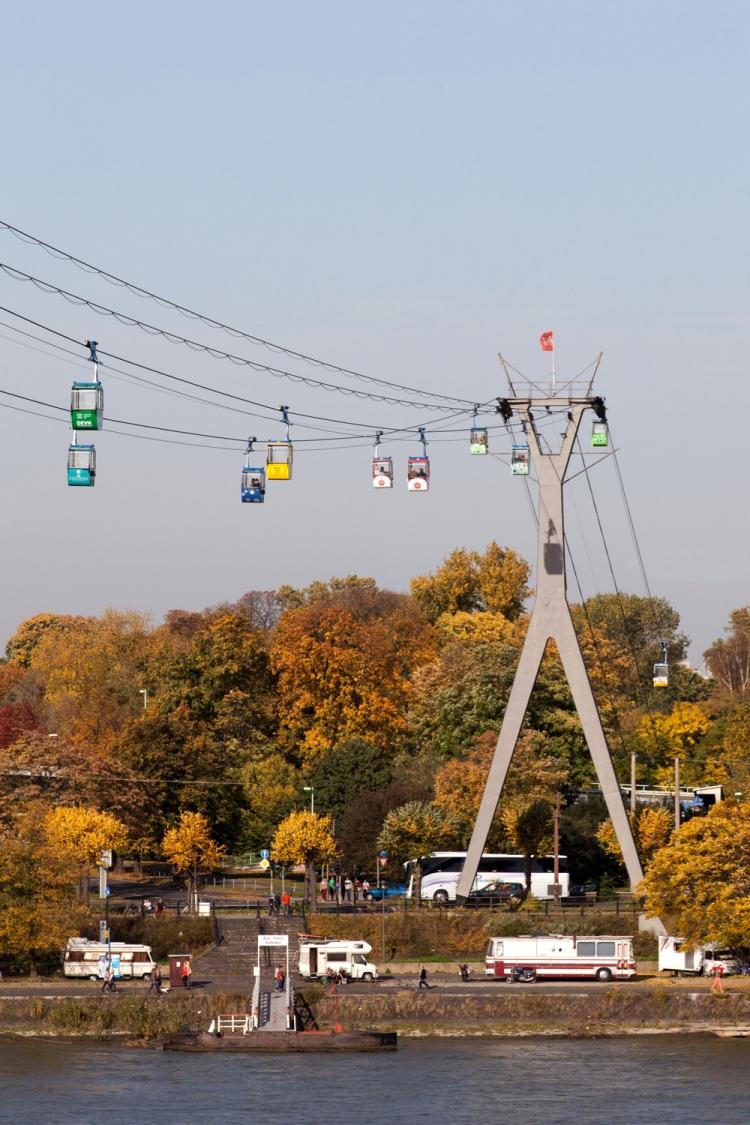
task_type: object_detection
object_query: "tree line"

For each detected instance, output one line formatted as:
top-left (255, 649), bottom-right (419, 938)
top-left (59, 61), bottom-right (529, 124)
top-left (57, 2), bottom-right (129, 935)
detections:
top-left (1, 541), bottom-right (749, 958)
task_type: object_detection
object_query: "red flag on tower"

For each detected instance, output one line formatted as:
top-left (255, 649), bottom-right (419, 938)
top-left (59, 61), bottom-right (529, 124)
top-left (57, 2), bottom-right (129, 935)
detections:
top-left (539, 331), bottom-right (554, 352)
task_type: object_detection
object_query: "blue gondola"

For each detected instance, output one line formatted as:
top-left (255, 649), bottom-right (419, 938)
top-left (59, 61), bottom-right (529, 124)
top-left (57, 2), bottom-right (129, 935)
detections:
top-left (241, 439), bottom-right (266, 503)
top-left (67, 440), bottom-right (96, 487)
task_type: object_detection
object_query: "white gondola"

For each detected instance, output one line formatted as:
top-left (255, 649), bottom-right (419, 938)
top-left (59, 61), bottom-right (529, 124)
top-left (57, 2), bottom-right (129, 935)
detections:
top-left (407, 456), bottom-right (430, 491)
top-left (372, 457), bottom-right (393, 489)
top-left (470, 427), bottom-right (489, 455)
top-left (511, 443), bottom-right (530, 476)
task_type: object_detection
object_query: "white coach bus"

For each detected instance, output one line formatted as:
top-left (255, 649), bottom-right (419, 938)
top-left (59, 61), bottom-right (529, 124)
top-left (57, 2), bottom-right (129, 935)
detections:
top-left (405, 853), bottom-right (570, 902)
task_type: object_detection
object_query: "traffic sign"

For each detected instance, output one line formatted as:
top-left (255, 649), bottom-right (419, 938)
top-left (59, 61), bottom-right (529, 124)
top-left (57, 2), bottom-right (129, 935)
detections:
top-left (379, 851), bottom-right (388, 858)
top-left (260, 848), bottom-right (270, 860)
top-left (259, 858), bottom-right (270, 870)
top-left (104, 886), bottom-right (111, 897)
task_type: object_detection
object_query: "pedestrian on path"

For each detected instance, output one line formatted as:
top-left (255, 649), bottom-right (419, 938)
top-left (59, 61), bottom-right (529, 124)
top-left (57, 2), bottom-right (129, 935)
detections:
top-left (418, 966), bottom-right (433, 990)
top-left (710, 963), bottom-right (725, 993)
top-left (181, 959), bottom-right (192, 989)
top-left (148, 963), bottom-right (162, 994)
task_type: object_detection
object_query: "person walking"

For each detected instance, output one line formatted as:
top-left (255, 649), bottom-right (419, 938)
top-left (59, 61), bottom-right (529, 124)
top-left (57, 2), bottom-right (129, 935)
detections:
top-left (148, 958), bottom-right (161, 994)
top-left (181, 959), bottom-right (192, 989)
top-left (101, 963), bottom-right (116, 994)
top-left (710, 963), bottom-right (725, 993)
top-left (320, 876), bottom-right (328, 902)
top-left (328, 875), bottom-right (336, 902)
top-left (281, 890), bottom-right (291, 916)
top-left (418, 966), bottom-right (433, 990)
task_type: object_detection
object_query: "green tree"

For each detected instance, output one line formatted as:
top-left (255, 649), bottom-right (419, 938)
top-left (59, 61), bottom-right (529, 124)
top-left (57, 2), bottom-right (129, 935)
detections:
top-left (377, 801), bottom-right (457, 904)
top-left (304, 738), bottom-right (392, 820)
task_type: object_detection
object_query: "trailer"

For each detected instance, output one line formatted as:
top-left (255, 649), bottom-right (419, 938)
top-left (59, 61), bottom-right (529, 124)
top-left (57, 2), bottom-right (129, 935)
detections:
top-left (485, 934), bottom-right (636, 981)
top-left (297, 938), bottom-right (378, 981)
top-left (658, 936), bottom-right (738, 976)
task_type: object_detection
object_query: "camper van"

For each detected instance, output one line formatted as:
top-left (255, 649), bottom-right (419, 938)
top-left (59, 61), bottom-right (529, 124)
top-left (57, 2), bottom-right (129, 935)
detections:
top-left (63, 938), bottom-right (156, 980)
top-left (485, 934), bottom-right (636, 981)
top-left (658, 936), bottom-right (738, 977)
top-left (297, 938), bottom-right (378, 981)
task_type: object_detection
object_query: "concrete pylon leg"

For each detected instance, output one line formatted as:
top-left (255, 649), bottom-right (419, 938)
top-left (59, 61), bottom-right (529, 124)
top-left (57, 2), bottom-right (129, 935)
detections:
top-left (554, 610), bottom-right (644, 890)
top-left (455, 614), bottom-right (547, 901)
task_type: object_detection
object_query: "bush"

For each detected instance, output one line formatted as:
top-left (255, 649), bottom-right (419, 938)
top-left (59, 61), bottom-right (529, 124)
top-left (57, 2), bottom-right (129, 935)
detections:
top-left (81, 917), bottom-right (213, 961)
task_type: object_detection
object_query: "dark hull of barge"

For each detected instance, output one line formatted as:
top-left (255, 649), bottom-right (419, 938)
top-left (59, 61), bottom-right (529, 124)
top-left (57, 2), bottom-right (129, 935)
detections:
top-left (160, 1029), bottom-right (397, 1052)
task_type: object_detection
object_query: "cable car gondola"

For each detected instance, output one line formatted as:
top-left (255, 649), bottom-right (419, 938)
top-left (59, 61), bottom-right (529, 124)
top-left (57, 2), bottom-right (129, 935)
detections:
top-left (372, 432), bottom-right (393, 488)
top-left (653, 644), bottom-right (669, 688)
top-left (372, 458), bottom-right (393, 489)
top-left (70, 340), bottom-right (103, 430)
top-left (241, 439), bottom-right (266, 503)
top-left (408, 428), bottom-right (430, 492)
top-left (67, 438), bottom-right (96, 487)
top-left (511, 443), bottom-right (530, 476)
top-left (266, 406), bottom-right (293, 481)
top-left (470, 427), bottom-right (489, 455)
top-left (591, 421), bottom-right (609, 448)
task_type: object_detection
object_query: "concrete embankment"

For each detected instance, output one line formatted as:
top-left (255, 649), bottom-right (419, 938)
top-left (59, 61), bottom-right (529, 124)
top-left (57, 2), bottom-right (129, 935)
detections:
top-left (316, 989), bottom-right (750, 1038)
top-left (1, 988), bottom-right (750, 1041)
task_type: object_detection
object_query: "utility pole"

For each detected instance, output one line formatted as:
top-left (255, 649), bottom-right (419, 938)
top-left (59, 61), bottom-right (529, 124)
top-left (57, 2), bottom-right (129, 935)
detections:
top-left (674, 757), bottom-right (681, 829)
top-left (552, 793), bottom-right (561, 904)
top-left (456, 376), bottom-right (645, 901)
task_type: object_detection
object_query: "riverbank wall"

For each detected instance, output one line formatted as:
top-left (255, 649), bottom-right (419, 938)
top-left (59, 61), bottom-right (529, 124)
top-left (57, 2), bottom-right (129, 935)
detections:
top-left (1, 988), bottom-right (749, 1041)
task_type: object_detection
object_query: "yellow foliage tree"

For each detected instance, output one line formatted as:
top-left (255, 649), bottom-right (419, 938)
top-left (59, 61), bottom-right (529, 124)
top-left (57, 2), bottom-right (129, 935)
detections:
top-left (596, 805), bottom-right (673, 868)
top-left (271, 811), bottom-right (338, 906)
top-left (640, 801), bottom-right (750, 955)
top-left (410, 543), bottom-right (531, 623)
top-left (0, 812), bottom-right (89, 973)
top-left (162, 811), bottom-right (225, 909)
top-left (42, 806), bottom-right (129, 901)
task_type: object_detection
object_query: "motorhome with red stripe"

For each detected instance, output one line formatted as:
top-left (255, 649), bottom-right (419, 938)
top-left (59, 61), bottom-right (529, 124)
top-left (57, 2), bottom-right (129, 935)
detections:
top-left (485, 934), bottom-right (636, 981)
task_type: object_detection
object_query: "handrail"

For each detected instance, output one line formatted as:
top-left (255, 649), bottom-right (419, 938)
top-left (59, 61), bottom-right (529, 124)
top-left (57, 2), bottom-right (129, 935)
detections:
top-left (250, 971), bottom-right (261, 1030)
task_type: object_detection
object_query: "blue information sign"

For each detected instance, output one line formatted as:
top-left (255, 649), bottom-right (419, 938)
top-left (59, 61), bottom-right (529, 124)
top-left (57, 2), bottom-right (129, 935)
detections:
top-left (260, 848), bottom-right (270, 860)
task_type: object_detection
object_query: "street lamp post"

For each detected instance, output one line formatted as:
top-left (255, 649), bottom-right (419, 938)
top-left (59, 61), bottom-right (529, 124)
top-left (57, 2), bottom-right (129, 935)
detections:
top-left (303, 786), bottom-right (314, 813)
top-left (139, 689), bottom-right (148, 710)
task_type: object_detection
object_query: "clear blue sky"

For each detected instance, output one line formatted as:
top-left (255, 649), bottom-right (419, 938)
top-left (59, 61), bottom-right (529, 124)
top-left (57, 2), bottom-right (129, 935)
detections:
top-left (0, 1), bottom-right (747, 661)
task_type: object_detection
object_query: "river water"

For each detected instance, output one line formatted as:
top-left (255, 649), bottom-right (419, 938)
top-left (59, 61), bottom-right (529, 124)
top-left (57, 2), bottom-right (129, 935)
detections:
top-left (1, 1035), bottom-right (748, 1124)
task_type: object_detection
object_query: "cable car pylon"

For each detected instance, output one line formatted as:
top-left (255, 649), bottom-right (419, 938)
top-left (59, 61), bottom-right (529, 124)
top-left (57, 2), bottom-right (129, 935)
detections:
top-left (455, 358), bottom-right (648, 908)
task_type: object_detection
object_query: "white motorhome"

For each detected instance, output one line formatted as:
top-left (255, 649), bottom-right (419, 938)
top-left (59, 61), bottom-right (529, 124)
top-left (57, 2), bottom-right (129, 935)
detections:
top-left (297, 939), bottom-right (378, 981)
top-left (63, 938), bottom-right (156, 980)
top-left (485, 934), bottom-right (636, 981)
top-left (658, 936), bottom-right (738, 977)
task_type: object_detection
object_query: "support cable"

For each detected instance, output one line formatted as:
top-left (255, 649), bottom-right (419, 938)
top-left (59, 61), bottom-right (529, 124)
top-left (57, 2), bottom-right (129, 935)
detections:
top-left (0, 260), bottom-right (475, 411)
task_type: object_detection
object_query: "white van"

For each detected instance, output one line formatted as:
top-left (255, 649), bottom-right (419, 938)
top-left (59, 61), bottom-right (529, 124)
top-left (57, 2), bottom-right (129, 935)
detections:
top-left (297, 939), bottom-right (378, 981)
top-left (658, 936), bottom-right (738, 976)
top-left (63, 938), bottom-right (157, 980)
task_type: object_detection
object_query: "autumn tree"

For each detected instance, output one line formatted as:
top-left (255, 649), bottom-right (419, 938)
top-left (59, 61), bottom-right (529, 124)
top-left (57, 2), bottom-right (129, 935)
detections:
top-left (5, 613), bottom-right (89, 668)
top-left (271, 582), bottom-right (433, 761)
top-left (640, 801), bottom-right (750, 958)
top-left (410, 543), bottom-right (531, 623)
top-left (43, 806), bottom-right (129, 902)
top-left (0, 812), bottom-right (89, 973)
top-left (162, 811), bottom-right (225, 910)
top-left (596, 805), bottom-right (673, 869)
top-left (271, 811), bottom-right (338, 907)
top-left (377, 801), bottom-right (457, 904)
top-left (704, 608), bottom-right (750, 698)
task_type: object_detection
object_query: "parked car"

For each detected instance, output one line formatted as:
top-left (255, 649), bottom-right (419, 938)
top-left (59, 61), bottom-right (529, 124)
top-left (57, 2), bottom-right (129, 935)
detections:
top-left (467, 881), bottom-right (525, 907)
top-left (567, 883), bottom-right (598, 901)
top-left (366, 883), bottom-right (407, 901)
